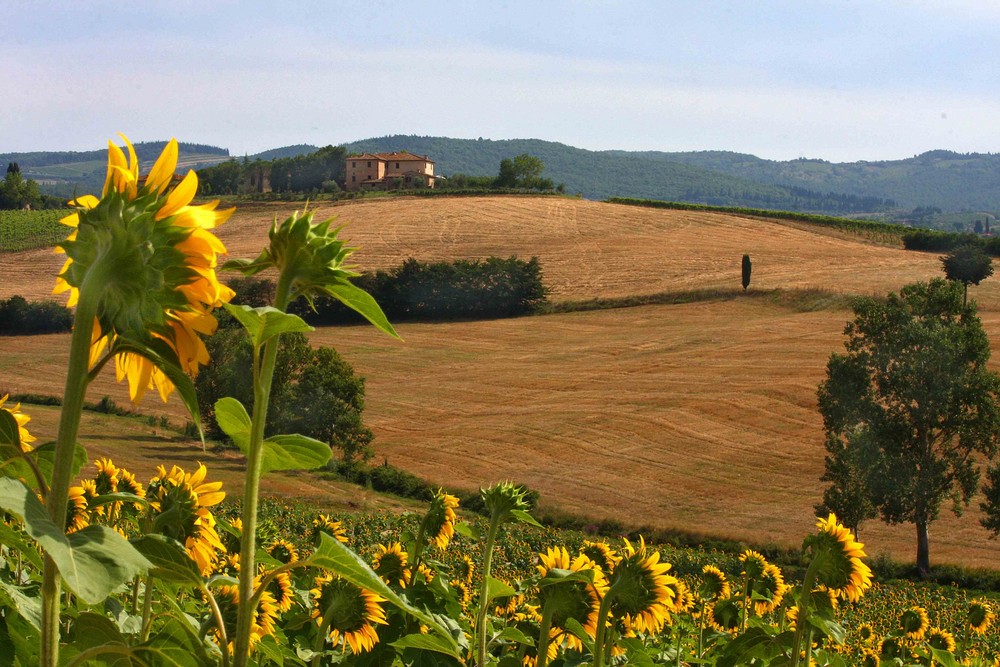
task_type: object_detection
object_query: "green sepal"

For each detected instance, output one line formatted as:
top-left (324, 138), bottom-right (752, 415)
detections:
top-left (307, 533), bottom-right (463, 659)
top-left (0, 477), bottom-right (151, 605)
top-left (221, 303), bottom-right (313, 349)
top-left (322, 280), bottom-right (399, 339)
top-left (222, 256), bottom-right (271, 276)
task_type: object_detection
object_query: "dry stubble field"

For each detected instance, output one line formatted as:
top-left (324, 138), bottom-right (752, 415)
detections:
top-left (3, 196), bottom-right (1000, 567)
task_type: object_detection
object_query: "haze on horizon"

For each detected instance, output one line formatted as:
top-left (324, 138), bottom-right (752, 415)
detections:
top-left (4, 0), bottom-right (1000, 164)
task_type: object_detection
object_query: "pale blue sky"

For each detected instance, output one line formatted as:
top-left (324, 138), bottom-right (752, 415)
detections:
top-left (4, 0), bottom-right (1000, 161)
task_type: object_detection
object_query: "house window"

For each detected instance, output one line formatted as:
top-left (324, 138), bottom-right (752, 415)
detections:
top-left (396, 162), bottom-right (399, 169)
top-left (367, 161), bottom-right (371, 168)
top-left (352, 162), bottom-right (356, 168)
top-left (352, 175), bottom-right (356, 182)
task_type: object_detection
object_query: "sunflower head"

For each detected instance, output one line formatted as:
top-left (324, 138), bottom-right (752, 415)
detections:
top-left (147, 463), bottom-right (225, 574)
top-left (422, 489), bottom-right (459, 551)
top-left (707, 596), bottom-right (742, 634)
top-left (608, 537), bottom-right (676, 634)
top-left (453, 554), bottom-right (475, 584)
top-left (699, 564), bottom-right (730, 600)
top-left (900, 606), bottom-right (929, 641)
top-left (857, 622), bottom-right (875, 644)
top-left (750, 563), bottom-right (787, 616)
top-left (969, 599), bottom-right (995, 634)
top-left (536, 548), bottom-right (608, 644)
top-left (878, 637), bottom-right (905, 662)
top-left (927, 627), bottom-right (956, 653)
top-left (481, 480), bottom-right (532, 523)
top-left (739, 549), bottom-right (769, 580)
top-left (94, 458), bottom-right (120, 495)
top-left (267, 539), bottom-right (300, 565)
top-left (310, 573), bottom-right (388, 655)
top-left (207, 577), bottom-right (277, 654)
top-left (0, 394), bottom-right (35, 451)
top-left (312, 514), bottom-right (349, 546)
top-left (372, 542), bottom-right (410, 588)
top-left (806, 513), bottom-right (873, 603)
top-left (267, 570), bottom-right (296, 614)
top-left (65, 485), bottom-right (90, 534)
top-left (581, 539), bottom-right (619, 572)
top-left (54, 135), bottom-right (234, 404)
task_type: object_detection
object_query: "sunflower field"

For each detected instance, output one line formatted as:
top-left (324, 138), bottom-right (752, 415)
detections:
top-left (0, 208), bottom-right (72, 252)
top-left (2, 135), bottom-right (1000, 666)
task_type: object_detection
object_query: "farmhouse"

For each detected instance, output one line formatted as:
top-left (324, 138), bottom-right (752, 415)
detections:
top-left (345, 152), bottom-right (435, 191)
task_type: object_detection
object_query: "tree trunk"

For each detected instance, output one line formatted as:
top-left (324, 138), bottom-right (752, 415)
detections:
top-left (916, 520), bottom-right (931, 578)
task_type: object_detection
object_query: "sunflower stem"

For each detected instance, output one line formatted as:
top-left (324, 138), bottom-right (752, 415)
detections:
top-left (591, 583), bottom-right (618, 667)
top-left (202, 583), bottom-right (230, 667)
top-left (232, 271), bottom-right (293, 667)
top-left (790, 557), bottom-right (821, 667)
top-left (41, 267), bottom-right (102, 667)
top-left (475, 514), bottom-right (503, 667)
top-left (140, 572), bottom-right (155, 641)
top-left (535, 602), bottom-right (555, 667)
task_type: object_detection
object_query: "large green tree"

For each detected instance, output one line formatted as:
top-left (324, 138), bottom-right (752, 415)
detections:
top-left (817, 278), bottom-right (1000, 577)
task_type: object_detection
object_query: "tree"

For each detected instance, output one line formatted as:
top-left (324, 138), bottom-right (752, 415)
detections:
top-left (0, 163), bottom-right (42, 210)
top-left (940, 242), bottom-right (993, 306)
top-left (817, 279), bottom-right (1000, 577)
top-left (741, 254), bottom-right (752, 291)
top-left (494, 154), bottom-right (552, 190)
top-left (196, 329), bottom-right (374, 465)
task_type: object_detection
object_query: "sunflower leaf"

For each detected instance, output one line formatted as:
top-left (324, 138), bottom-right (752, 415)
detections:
top-left (537, 568), bottom-right (595, 587)
top-left (135, 617), bottom-right (215, 666)
top-left (0, 581), bottom-right (42, 631)
top-left (308, 533), bottom-right (461, 659)
top-left (510, 509), bottom-right (543, 528)
top-left (132, 534), bottom-right (204, 586)
top-left (0, 477), bottom-right (150, 605)
top-left (392, 632), bottom-right (466, 656)
top-left (491, 626), bottom-right (535, 647)
top-left (25, 441), bottom-right (89, 492)
top-left (260, 434), bottom-right (331, 474)
top-left (214, 397), bottom-right (251, 453)
top-left (483, 577), bottom-right (516, 605)
top-left (806, 613), bottom-right (846, 645)
top-left (0, 410), bottom-right (19, 448)
top-left (221, 303), bottom-right (312, 349)
top-left (323, 281), bottom-right (399, 339)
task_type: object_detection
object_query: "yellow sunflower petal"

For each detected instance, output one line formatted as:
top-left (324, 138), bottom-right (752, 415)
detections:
top-left (155, 170), bottom-right (198, 221)
top-left (145, 138), bottom-right (178, 195)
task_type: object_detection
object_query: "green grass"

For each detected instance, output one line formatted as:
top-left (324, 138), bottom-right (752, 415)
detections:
top-left (0, 209), bottom-right (71, 252)
top-left (538, 287), bottom-right (855, 315)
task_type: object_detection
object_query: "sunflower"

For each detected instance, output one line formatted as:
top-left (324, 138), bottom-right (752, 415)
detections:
top-left (423, 489), bottom-right (459, 551)
top-left (667, 578), bottom-right (695, 614)
top-left (146, 463), bottom-right (226, 574)
top-left (93, 458), bottom-right (119, 495)
top-left (451, 578), bottom-right (473, 610)
top-left (267, 539), bottom-right (299, 565)
top-left (215, 553), bottom-right (241, 578)
top-left (64, 485), bottom-right (89, 533)
top-left (749, 563), bottom-right (787, 616)
top-left (706, 596), bottom-right (742, 634)
top-left (453, 554), bottom-right (475, 584)
top-left (372, 542), bottom-right (410, 588)
top-left (969, 599), bottom-right (995, 635)
top-left (535, 547), bottom-right (608, 651)
top-left (860, 647), bottom-right (880, 667)
top-left (699, 564), bottom-right (730, 601)
top-left (608, 537), bottom-right (676, 635)
top-left (207, 579), bottom-right (278, 654)
top-left (0, 394), bottom-right (35, 450)
top-left (311, 573), bottom-right (388, 655)
top-left (857, 622), bottom-right (875, 644)
top-left (581, 539), bottom-right (619, 572)
top-left (810, 514), bottom-right (873, 603)
top-left (739, 549), bottom-right (769, 580)
top-left (115, 467), bottom-right (146, 511)
top-left (900, 606), bottom-right (929, 641)
top-left (266, 570), bottom-right (296, 614)
top-left (312, 514), bottom-right (348, 545)
top-left (878, 637), bottom-right (905, 662)
top-left (53, 135), bottom-right (234, 403)
top-left (927, 627), bottom-right (956, 653)
top-left (78, 479), bottom-right (100, 514)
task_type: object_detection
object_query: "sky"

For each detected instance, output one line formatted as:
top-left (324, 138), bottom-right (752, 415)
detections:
top-left (4, 0), bottom-right (1000, 163)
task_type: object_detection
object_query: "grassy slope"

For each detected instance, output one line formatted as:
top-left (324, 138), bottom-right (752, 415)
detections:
top-left (3, 196), bottom-right (999, 567)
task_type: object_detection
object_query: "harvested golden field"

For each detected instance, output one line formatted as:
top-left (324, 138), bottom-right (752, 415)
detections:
top-left (3, 196), bottom-right (1000, 567)
top-left (3, 196), bottom-right (991, 305)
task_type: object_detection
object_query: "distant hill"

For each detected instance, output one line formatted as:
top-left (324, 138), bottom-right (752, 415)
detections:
top-left (343, 136), bottom-right (896, 215)
top-left (1, 141), bottom-right (231, 199)
top-left (10, 135), bottom-right (1000, 217)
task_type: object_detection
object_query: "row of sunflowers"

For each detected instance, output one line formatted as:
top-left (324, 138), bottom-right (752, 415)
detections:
top-left (0, 135), bottom-right (997, 666)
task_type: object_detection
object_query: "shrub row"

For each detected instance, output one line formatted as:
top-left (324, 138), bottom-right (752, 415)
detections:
top-left (280, 256), bottom-right (548, 323)
top-left (901, 228), bottom-right (1000, 256)
top-left (0, 295), bottom-right (72, 335)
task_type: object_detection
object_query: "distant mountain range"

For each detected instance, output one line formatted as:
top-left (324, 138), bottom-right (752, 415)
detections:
top-left (6, 136), bottom-right (1000, 217)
